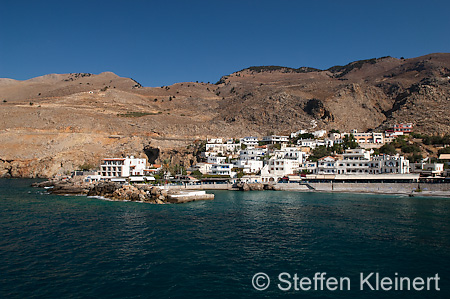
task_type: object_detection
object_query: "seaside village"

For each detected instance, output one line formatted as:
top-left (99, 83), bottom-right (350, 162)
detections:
top-left (82, 123), bottom-right (450, 186)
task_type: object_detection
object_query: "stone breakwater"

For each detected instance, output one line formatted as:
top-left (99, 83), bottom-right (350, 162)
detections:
top-left (32, 180), bottom-right (214, 204)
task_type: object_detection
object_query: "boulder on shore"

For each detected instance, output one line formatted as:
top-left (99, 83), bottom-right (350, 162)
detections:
top-left (236, 182), bottom-right (276, 191)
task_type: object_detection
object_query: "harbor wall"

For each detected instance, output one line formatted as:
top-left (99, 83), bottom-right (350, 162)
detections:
top-left (308, 182), bottom-right (418, 194)
top-left (419, 183), bottom-right (450, 191)
top-left (162, 182), bottom-right (450, 195)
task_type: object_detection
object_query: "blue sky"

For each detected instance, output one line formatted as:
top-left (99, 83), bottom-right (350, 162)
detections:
top-left (1, 0), bottom-right (449, 87)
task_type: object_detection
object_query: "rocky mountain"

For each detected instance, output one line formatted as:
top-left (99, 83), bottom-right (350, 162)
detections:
top-left (1, 53), bottom-right (449, 177)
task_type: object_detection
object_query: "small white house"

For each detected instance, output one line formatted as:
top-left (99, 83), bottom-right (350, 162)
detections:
top-left (210, 164), bottom-right (236, 177)
top-left (207, 156), bottom-right (227, 164)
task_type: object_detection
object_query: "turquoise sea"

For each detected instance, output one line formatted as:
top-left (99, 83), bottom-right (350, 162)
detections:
top-left (1, 179), bottom-right (449, 298)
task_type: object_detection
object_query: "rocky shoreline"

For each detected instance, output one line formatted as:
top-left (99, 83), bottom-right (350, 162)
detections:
top-left (235, 182), bottom-right (280, 191)
top-left (32, 178), bottom-right (214, 204)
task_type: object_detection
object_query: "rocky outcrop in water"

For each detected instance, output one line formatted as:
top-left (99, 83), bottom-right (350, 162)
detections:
top-left (33, 179), bottom-right (213, 204)
top-left (236, 182), bottom-right (279, 191)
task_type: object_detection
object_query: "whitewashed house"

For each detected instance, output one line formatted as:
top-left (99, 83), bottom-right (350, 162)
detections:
top-left (207, 156), bottom-right (227, 164)
top-left (298, 139), bottom-right (333, 149)
top-left (188, 162), bottom-right (213, 175)
top-left (100, 156), bottom-right (147, 179)
top-left (233, 148), bottom-right (267, 173)
top-left (335, 149), bottom-right (372, 175)
top-left (410, 163), bottom-right (444, 177)
top-left (290, 129), bottom-right (307, 138)
top-left (210, 164), bottom-right (236, 177)
top-left (240, 136), bottom-right (259, 148)
top-left (261, 135), bottom-right (289, 144)
top-left (369, 154), bottom-right (410, 174)
top-left (260, 158), bottom-right (300, 183)
top-left (317, 156), bottom-right (337, 174)
top-left (312, 130), bottom-right (327, 138)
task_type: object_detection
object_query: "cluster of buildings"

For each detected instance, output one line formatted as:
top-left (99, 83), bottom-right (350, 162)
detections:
top-left (83, 123), bottom-right (448, 183)
top-left (193, 141), bottom-right (420, 183)
top-left (187, 123), bottom-right (448, 182)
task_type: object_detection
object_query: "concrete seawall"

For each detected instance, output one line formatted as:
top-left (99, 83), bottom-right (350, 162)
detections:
top-left (162, 182), bottom-right (450, 197)
top-left (309, 182), bottom-right (418, 194)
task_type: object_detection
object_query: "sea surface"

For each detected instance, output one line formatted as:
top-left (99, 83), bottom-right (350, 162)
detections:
top-left (1, 179), bottom-right (450, 298)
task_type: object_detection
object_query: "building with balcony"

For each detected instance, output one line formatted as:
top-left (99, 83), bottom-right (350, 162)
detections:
top-left (261, 135), bottom-right (289, 144)
top-left (100, 156), bottom-right (147, 179)
top-left (393, 123), bottom-right (413, 134)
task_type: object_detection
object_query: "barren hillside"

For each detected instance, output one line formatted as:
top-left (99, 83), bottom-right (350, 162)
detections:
top-left (1, 53), bottom-right (449, 177)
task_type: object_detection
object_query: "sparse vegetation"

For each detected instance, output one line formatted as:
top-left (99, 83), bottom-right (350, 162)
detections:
top-left (79, 163), bottom-right (95, 171)
top-left (117, 112), bottom-right (158, 117)
top-left (309, 146), bottom-right (333, 162)
top-left (244, 65), bottom-right (321, 73)
top-left (379, 143), bottom-right (397, 155)
top-left (407, 153), bottom-right (423, 163)
top-left (438, 147), bottom-right (450, 155)
top-left (328, 56), bottom-right (391, 78)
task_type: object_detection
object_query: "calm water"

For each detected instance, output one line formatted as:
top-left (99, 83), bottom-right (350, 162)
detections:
top-left (1, 179), bottom-right (450, 298)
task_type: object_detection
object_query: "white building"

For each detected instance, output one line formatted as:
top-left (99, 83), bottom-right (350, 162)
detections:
top-left (335, 149), bottom-right (371, 175)
top-left (234, 160), bottom-right (264, 174)
top-left (205, 142), bottom-right (240, 154)
top-left (234, 148), bottom-right (267, 173)
top-left (328, 133), bottom-right (343, 144)
top-left (207, 156), bottom-right (227, 164)
top-left (261, 135), bottom-right (289, 144)
top-left (239, 148), bottom-right (267, 160)
top-left (260, 158), bottom-right (300, 182)
top-left (369, 154), bottom-right (410, 174)
top-left (100, 156), bottom-right (147, 179)
top-left (207, 138), bottom-right (223, 144)
top-left (410, 163), bottom-right (444, 177)
top-left (210, 164), bottom-right (236, 177)
top-left (312, 130), bottom-right (327, 138)
top-left (205, 143), bottom-right (227, 153)
top-left (290, 129), bottom-right (307, 138)
top-left (274, 146), bottom-right (306, 163)
top-left (317, 156), bottom-right (337, 174)
top-left (188, 162), bottom-right (213, 175)
top-left (298, 139), bottom-right (334, 149)
top-left (299, 161), bottom-right (318, 174)
top-left (240, 136), bottom-right (259, 148)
